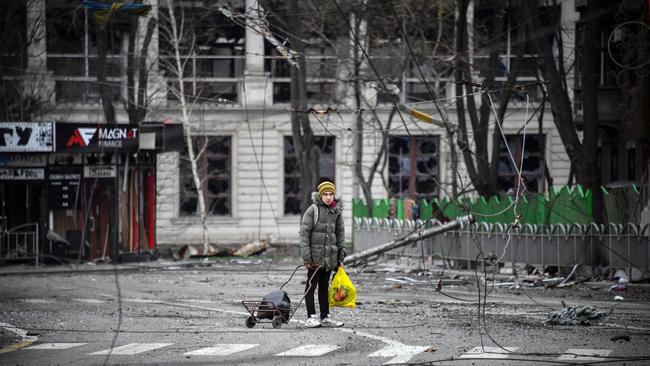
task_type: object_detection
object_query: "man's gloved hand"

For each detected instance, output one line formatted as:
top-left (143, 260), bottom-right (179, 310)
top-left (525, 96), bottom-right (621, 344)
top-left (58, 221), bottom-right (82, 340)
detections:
top-left (304, 263), bottom-right (318, 269)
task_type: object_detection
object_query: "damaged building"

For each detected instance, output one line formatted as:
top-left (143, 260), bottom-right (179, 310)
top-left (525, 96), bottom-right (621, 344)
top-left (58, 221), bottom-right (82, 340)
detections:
top-left (1, 0), bottom-right (648, 260)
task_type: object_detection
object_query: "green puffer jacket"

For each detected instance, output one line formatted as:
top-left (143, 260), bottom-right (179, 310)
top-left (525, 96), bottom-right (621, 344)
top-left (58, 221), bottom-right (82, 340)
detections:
top-left (299, 192), bottom-right (346, 271)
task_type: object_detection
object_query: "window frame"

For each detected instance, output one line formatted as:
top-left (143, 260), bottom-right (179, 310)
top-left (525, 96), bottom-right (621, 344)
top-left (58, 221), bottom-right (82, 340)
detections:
top-left (497, 133), bottom-right (546, 194)
top-left (387, 135), bottom-right (440, 201)
top-left (179, 135), bottom-right (232, 217)
top-left (282, 135), bottom-right (336, 215)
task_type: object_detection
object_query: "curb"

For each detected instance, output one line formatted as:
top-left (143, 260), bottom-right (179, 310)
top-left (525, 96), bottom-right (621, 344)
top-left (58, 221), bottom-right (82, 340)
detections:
top-left (0, 322), bottom-right (37, 354)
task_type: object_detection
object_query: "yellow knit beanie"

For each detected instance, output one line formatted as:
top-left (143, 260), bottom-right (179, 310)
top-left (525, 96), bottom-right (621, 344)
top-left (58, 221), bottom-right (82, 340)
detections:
top-left (318, 181), bottom-right (336, 198)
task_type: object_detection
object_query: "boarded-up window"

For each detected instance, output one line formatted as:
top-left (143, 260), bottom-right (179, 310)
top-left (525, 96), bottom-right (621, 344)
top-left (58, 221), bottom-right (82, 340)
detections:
top-left (179, 136), bottom-right (231, 216)
top-left (388, 136), bottom-right (439, 201)
top-left (284, 136), bottom-right (335, 215)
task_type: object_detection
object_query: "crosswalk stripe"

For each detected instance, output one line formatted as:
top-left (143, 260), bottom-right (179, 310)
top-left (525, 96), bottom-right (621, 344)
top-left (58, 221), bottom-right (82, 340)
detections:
top-left (368, 344), bottom-right (429, 365)
top-left (459, 346), bottom-right (518, 359)
top-left (558, 348), bottom-right (612, 361)
top-left (276, 344), bottom-right (340, 357)
top-left (26, 343), bottom-right (87, 350)
top-left (184, 344), bottom-right (258, 356)
top-left (89, 343), bottom-right (173, 355)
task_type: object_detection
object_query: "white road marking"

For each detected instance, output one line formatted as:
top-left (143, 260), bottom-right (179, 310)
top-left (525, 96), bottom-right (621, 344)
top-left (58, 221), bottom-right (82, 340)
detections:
top-left (89, 343), bottom-right (172, 355)
top-left (121, 297), bottom-right (425, 363)
top-left (26, 343), bottom-right (87, 350)
top-left (184, 344), bottom-right (258, 356)
top-left (18, 299), bottom-right (54, 304)
top-left (123, 298), bottom-right (246, 316)
top-left (71, 298), bottom-right (105, 304)
top-left (459, 346), bottom-right (518, 359)
top-left (338, 328), bottom-right (427, 364)
top-left (558, 348), bottom-right (612, 361)
top-left (369, 344), bottom-right (429, 365)
top-left (276, 344), bottom-right (340, 357)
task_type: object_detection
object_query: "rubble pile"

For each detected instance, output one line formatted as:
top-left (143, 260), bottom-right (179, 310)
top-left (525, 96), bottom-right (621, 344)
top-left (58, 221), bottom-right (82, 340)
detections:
top-left (545, 303), bottom-right (612, 326)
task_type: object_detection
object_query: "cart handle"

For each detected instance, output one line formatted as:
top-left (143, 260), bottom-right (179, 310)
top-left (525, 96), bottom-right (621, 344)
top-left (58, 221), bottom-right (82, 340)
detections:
top-left (279, 264), bottom-right (320, 290)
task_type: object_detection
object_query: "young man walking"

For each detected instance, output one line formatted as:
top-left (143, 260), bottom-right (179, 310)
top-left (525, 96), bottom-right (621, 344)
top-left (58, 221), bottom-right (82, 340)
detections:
top-left (299, 180), bottom-right (346, 328)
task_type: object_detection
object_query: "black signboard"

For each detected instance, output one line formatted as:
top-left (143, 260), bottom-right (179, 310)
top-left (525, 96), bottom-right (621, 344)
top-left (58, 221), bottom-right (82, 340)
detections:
top-left (48, 168), bottom-right (82, 209)
top-left (55, 123), bottom-right (139, 153)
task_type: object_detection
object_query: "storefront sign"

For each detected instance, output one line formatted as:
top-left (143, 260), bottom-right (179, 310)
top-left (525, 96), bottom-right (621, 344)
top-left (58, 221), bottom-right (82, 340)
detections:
top-left (0, 168), bottom-right (45, 180)
top-left (0, 122), bottom-right (54, 152)
top-left (56, 123), bottom-right (139, 153)
top-left (84, 165), bottom-right (117, 178)
top-left (49, 169), bottom-right (81, 209)
top-left (0, 154), bottom-right (47, 167)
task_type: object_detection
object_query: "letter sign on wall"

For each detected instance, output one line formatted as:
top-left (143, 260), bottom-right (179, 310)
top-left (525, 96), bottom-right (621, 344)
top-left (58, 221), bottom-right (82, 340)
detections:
top-left (0, 122), bottom-right (54, 152)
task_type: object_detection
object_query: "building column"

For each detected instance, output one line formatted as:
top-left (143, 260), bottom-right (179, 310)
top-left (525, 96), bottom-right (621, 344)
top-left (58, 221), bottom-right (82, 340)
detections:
top-left (25, 0), bottom-right (55, 105)
top-left (241, 0), bottom-right (272, 106)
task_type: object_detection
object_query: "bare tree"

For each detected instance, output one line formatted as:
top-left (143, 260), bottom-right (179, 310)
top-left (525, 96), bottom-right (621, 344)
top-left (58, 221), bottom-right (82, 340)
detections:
top-left (0, 1), bottom-right (53, 120)
top-left (158, 0), bottom-right (211, 252)
top-left (86, 0), bottom-right (156, 125)
top-left (453, 0), bottom-right (529, 197)
top-left (520, 0), bottom-right (606, 221)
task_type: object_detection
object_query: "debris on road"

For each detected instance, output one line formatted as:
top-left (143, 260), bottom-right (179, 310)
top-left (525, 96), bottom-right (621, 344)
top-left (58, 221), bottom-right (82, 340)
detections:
top-left (545, 301), bottom-right (613, 326)
top-left (173, 240), bottom-right (269, 260)
top-left (386, 276), bottom-right (428, 285)
top-left (613, 269), bottom-right (629, 284)
top-left (233, 240), bottom-right (269, 257)
top-left (174, 244), bottom-right (234, 260)
top-left (609, 283), bottom-right (627, 292)
top-left (610, 334), bottom-right (631, 342)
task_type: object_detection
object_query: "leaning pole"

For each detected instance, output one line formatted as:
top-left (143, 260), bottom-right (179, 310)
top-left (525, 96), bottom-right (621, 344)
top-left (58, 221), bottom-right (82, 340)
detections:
top-left (344, 215), bottom-right (473, 266)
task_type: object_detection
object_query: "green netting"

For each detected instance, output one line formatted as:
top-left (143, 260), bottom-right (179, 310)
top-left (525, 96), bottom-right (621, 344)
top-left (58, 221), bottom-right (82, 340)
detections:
top-left (352, 184), bottom-right (607, 225)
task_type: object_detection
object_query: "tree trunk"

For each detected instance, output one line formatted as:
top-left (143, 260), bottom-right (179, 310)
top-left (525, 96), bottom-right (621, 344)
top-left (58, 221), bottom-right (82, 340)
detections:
top-left (454, 0), bottom-right (484, 195)
top-left (288, 0), bottom-right (319, 210)
top-left (166, 1), bottom-right (210, 252)
top-left (521, 0), bottom-right (605, 227)
top-left (136, 17), bottom-right (156, 124)
top-left (579, 0), bottom-right (603, 223)
top-left (520, 0), bottom-right (582, 168)
top-left (93, 22), bottom-right (116, 125)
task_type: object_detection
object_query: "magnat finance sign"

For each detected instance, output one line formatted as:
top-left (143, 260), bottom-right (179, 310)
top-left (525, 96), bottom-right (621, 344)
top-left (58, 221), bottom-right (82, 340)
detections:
top-left (56, 123), bottom-right (139, 153)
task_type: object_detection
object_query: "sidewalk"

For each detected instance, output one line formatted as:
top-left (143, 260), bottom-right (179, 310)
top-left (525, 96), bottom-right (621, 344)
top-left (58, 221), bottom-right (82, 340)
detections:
top-left (0, 255), bottom-right (302, 277)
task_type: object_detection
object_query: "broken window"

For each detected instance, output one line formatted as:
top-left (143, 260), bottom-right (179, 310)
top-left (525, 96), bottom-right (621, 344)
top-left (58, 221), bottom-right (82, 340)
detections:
top-left (179, 136), bottom-right (232, 216)
top-left (46, 0), bottom-right (126, 102)
top-left (388, 136), bottom-right (439, 201)
top-left (498, 134), bottom-right (545, 193)
top-left (265, 42), bottom-right (337, 104)
top-left (284, 136), bottom-right (335, 215)
top-left (0, 2), bottom-right (27, 73)
top-left (158, 2), bottom-right (245, 103)
top-left (473, 4), bottom-right (558, 102)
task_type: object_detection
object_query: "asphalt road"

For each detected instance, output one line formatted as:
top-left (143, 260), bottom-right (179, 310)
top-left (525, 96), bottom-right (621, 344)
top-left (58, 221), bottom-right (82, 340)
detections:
top-left (1, 259), bottom-right (650, 365)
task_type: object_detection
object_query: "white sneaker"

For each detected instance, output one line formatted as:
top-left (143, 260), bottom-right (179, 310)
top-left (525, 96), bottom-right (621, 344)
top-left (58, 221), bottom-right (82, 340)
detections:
top-left (304, 315), bottom-right (321, 328)
top-left (320, 316), bottom-right (343, 327)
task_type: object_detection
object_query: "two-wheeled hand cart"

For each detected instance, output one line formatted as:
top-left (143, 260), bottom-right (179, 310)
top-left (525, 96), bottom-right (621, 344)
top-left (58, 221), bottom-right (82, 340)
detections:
top-left (241, 265), bottom-right (318, 329)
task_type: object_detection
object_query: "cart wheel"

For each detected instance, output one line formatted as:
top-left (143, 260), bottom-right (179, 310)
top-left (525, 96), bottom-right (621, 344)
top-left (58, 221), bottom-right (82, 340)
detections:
top-left (245, 316), bottom-right (256, 328)
top-left (272, 316), bottom-right (283, 329)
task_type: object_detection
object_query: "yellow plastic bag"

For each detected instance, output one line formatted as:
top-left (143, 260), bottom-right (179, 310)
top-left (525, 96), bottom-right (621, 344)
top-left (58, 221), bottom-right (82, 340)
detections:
top-left (328, 267), bottom-right (356, 308)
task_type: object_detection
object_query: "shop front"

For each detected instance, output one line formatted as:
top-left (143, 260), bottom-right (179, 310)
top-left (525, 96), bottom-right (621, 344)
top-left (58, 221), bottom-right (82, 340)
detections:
top-left (1, 121), bottom-right (179, 264)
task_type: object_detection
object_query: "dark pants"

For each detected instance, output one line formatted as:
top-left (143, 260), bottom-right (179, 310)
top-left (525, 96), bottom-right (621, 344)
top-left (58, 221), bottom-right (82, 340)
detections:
top-left (305, 268), bottom-right (331, 319)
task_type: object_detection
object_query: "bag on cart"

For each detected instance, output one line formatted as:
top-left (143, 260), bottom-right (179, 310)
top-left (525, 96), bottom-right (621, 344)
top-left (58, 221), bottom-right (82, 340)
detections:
top-left (257, 290), bottom-right (291, 320)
